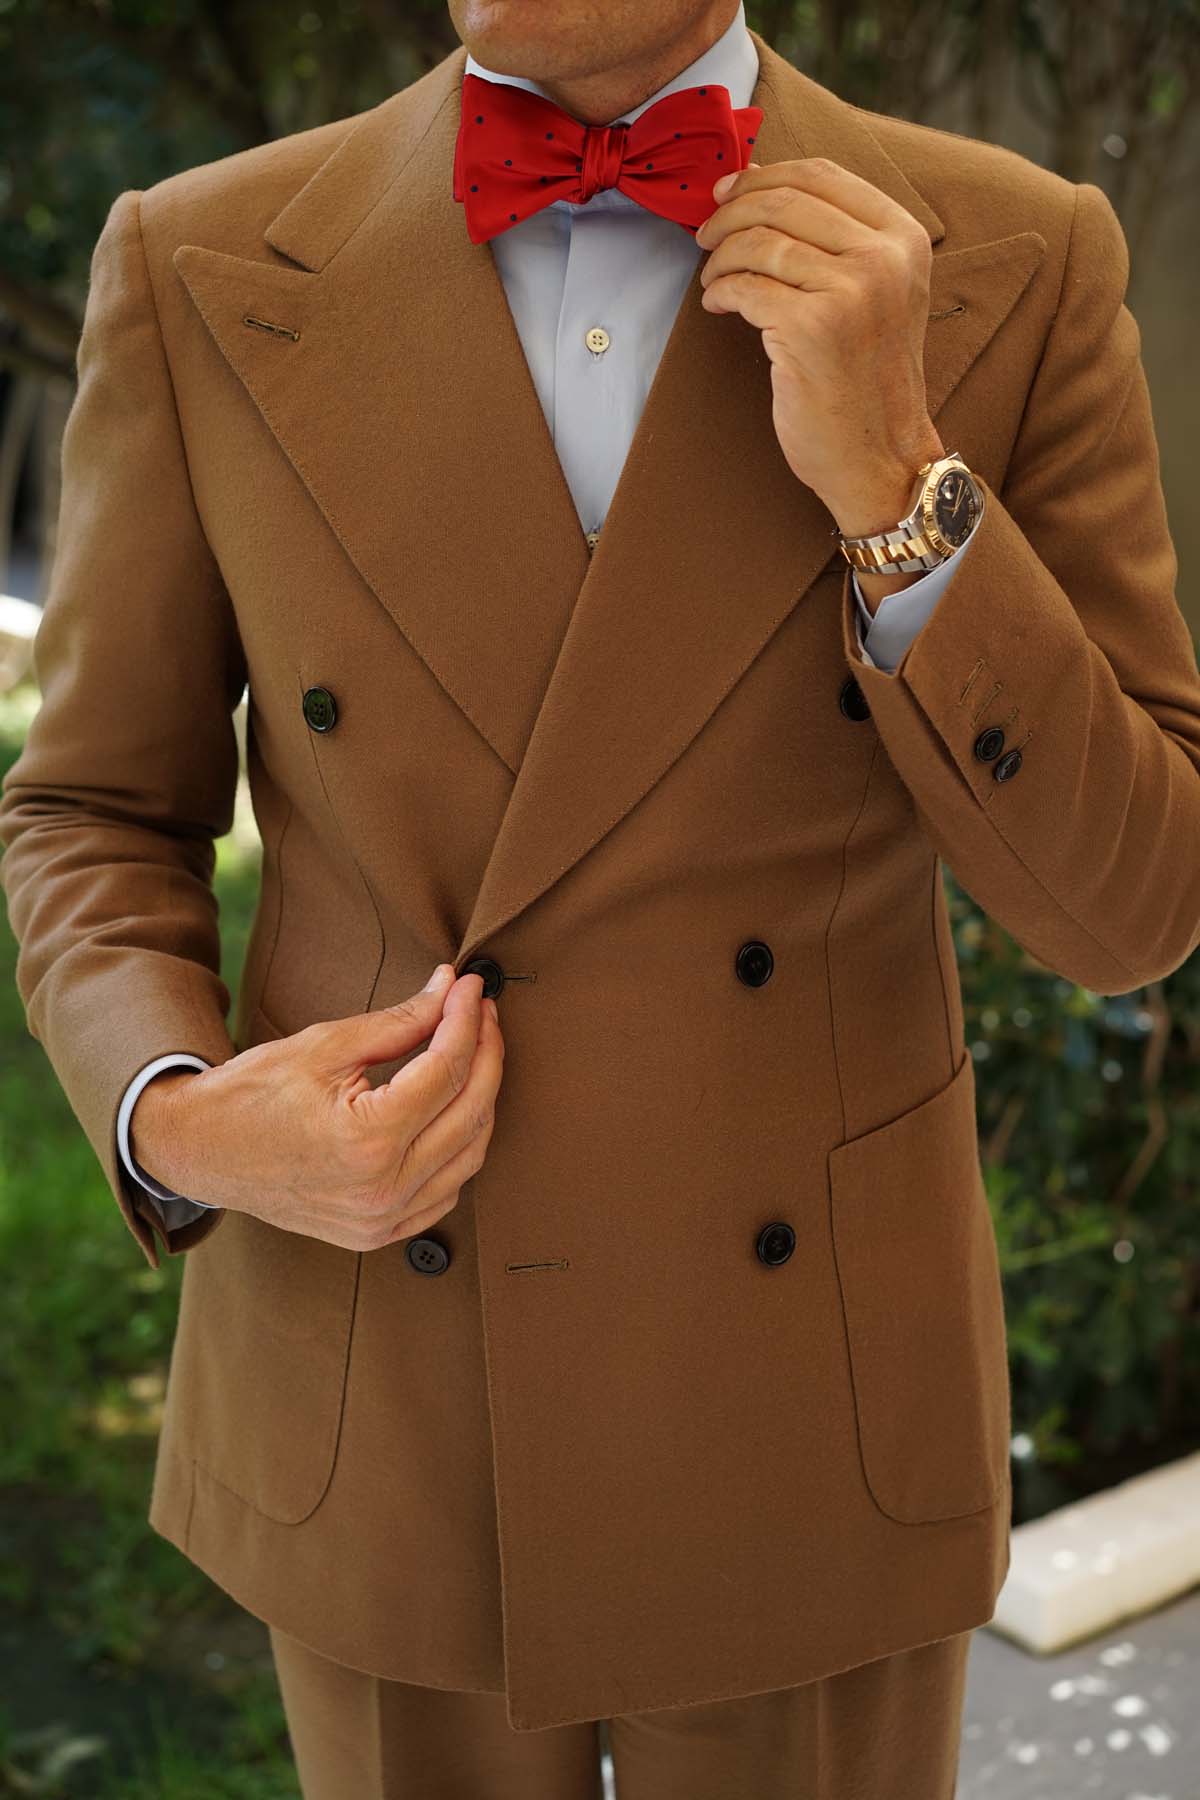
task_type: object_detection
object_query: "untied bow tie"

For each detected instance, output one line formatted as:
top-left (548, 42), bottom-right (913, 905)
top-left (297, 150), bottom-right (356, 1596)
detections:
top-left (453, 70), bottom-right (764, 245)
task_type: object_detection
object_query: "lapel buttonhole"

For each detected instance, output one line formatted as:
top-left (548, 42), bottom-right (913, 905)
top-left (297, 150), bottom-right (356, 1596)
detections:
top-left (243, 313), bottom-right (301, 341)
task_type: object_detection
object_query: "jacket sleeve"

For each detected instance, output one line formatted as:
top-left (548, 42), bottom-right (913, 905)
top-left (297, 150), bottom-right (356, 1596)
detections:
top-left (0, 187), bottom-right (245, 1269)
top-left (839, 178), bottom-right (1200, 997)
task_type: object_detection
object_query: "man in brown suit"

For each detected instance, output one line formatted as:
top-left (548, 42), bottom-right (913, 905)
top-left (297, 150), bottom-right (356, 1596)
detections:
top-left (4, 0), bottom-right (1200, 1792)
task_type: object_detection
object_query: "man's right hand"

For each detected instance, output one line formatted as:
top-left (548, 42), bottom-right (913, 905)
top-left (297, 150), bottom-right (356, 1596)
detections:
top-left (128, 965), bottom-right (504, 1250)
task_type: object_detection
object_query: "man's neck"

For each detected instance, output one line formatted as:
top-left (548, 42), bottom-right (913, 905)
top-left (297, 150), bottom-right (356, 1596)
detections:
top-left (479, 0), bottom-right (740, 127)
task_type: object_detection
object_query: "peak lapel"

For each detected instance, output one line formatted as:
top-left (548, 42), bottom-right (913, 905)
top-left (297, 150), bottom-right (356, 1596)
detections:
top-left (455, 31), bottom-right (1046, 963)
top-left (173, 47), bottom-right (591, 779)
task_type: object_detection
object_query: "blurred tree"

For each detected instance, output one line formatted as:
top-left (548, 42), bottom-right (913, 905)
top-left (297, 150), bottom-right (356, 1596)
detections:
top-left (1013, 0), bottom-right (1200, 263)
top-left (947, 877), bottom-right (1200, 1518)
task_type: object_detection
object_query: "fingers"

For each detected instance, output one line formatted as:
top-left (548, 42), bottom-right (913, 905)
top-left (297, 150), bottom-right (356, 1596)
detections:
top-left (311, 965), bottom-right (458, 1075)
top-left (717, 183), bottom-right (868, 256)
top-left (715, 157), bottom-right (900, 233)
top-left (353, 973), bottom-right (503, 1149)
top-left (394, 996), bottom-right (503, 1196)
top-left (380, 1130), bottom-right (488, 1246)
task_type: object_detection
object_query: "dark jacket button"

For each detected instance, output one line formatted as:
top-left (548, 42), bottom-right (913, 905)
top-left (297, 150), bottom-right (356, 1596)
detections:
top-left (735, 940), bottom-right (774, 987)
top-left (839, 676), bottom-right (871, 721)
top-left (756, 1222), bottom-right (795, 1267)
top-left (973, 726), bottom-right (1005, 762)
top-left (460, 955), bottom-right (504, 998)
top-left (302, 686), bottom-right (337, 732)
top-left (405, 1235), bottom-right (450, 1275)
top-left (993, 747), bottom-right (1023, 782)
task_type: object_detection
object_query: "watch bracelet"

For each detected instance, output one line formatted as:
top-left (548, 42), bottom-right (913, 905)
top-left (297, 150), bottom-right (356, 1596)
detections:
top-left (838, 528), bottom-right (947, 575)
top-left (835, 450), bottom-right (973, 573)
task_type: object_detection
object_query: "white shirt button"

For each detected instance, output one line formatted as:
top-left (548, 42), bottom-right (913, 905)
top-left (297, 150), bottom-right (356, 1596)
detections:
top-left (585, 326), bottom-right (610, 355)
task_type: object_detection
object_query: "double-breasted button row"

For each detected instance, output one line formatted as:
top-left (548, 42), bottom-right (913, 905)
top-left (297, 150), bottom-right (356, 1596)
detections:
top-left (406, 1224), bottom-right (793, 1275)
top-left (304, 673), bottom-right (896, 744)
top-left (459, 947), bottom-right (776, 993)
top-left (973, 725), bottom-right (1023, 782)
top-left (407, 936), bottom-right (789, 1275)
top-left (460, 947), bottom-right (774, 992)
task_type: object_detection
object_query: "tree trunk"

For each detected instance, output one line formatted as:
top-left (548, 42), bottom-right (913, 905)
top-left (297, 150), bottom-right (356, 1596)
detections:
top-left (0, 373), bottom-right (40, 595)
top-left (969, 0), bottom-right (1008, 146)
top-left (34, 379), bottom-right (71, 607)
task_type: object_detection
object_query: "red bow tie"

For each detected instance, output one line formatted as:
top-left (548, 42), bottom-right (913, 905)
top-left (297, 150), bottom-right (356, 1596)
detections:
top-left (453, 70), bottom-right (764, 245)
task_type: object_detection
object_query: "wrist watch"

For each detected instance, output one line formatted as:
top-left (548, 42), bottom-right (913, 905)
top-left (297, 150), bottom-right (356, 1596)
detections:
top-left (835, 451), bottom-right (985, 575)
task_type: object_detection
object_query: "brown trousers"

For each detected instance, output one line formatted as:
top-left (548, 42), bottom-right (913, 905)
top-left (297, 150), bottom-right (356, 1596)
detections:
top-left (268, 1624), bottom-right (973, 1799)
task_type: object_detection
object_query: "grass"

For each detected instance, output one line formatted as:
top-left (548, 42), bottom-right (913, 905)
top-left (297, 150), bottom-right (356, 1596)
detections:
top-left (0, 682), bottom-right (300, 1798)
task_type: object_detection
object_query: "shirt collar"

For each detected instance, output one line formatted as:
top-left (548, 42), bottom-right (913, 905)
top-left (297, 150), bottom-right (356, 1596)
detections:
top-left (462, 1), bottom-right (759, 214)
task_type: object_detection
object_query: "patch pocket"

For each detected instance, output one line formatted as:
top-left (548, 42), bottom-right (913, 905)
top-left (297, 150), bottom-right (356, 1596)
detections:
top-left (828, 1050), bottom-right (1010, 1524)
top-left (172, 998), bottom-right (362, 1525)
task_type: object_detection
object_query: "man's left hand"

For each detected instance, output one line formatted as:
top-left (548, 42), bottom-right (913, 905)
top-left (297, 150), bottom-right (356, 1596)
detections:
top-left (693, 157), bottom-right (945, 540)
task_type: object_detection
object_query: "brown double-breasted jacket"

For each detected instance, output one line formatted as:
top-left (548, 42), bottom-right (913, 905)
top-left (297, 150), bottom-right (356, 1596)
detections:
top-left (4, 28), bottom-right (1200, 1733)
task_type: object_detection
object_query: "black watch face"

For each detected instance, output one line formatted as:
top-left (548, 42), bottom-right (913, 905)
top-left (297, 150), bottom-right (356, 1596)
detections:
top-left (933, 469), bottom-right (981, 546)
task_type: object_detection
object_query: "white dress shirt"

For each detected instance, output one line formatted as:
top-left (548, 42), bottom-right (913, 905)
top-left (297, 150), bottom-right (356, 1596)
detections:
top-left (119, 0), bottom-right (979, 1222)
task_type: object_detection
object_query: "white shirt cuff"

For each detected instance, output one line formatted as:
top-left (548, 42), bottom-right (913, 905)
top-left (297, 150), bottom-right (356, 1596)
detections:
top-left (851, 520), bottom-right (980, 673)
top-left (117, 1053), bottom-right (220, 1222)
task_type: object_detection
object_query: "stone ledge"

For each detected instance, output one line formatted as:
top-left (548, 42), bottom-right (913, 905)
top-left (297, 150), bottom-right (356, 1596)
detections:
top-left (989, 1449), bottom-right (1200, 1653)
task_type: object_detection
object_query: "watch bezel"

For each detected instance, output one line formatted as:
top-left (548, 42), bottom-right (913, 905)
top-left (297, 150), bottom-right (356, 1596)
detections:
top-left (918, 455), bottom-right (984, 556)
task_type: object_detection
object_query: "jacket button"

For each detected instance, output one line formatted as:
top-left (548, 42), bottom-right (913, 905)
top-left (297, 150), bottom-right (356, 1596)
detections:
top-left (460, 955), bottom-right (505, 998)
top-left (839, 676), bottom-right (871, 721)
top-left (756, 1222), bottom-right (795, 1267)
top-left (973, 725), bottom-right (1005, 762)
top-left (735, 940), bottom-right (774, 987)
top-left (302, 686), bottom-right (337, 732)
top-left (993, 747), bottom-right (1023, 782)
top-left (405, 1234), bottom-right (450, 1276)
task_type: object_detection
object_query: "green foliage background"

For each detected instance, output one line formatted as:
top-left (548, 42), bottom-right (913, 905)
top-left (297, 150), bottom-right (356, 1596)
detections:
top-left (950, 881), bottom-right (1200, 1519)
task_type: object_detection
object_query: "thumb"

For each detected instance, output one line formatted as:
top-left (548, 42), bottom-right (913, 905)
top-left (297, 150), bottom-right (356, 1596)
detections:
top-left (315, 964), bottom-right (457, 1072)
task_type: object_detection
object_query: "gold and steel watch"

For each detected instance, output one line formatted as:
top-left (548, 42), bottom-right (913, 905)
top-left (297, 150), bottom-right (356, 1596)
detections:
top-left (835, 452), bottom-right (985, 575)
